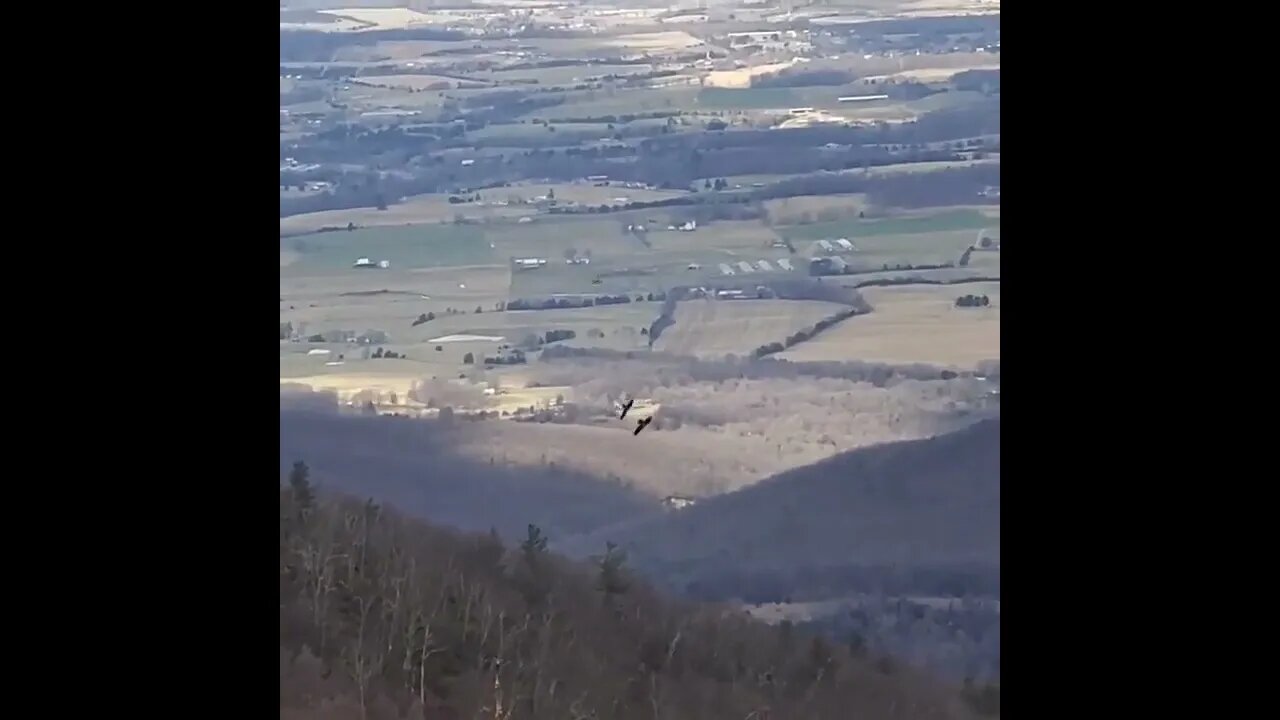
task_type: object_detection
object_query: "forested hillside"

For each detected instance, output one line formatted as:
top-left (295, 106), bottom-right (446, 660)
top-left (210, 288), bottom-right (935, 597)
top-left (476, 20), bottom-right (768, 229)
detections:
top-left (280, 466), bottom-right (986, 719)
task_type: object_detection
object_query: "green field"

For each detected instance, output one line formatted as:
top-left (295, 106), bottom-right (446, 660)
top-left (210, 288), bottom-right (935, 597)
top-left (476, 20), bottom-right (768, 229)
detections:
top-left (467, 122), bottom-right (613, 144)
top-left (780, 209), bottom-right (996, 241)
top-left (904, 90), bottom-right (990, 114)
top-left (484, 64), bottom-right (654, 86)
top-left (509, 256), bottom-right (802, 302)
top-left (520, 88), bottom-right (699, 120)
top-left (281, 224), bottom-right (495, 273)
top-left (817, 230), bottom-right (983, 268)
top-left (696, 88), bottom-right (802, 110)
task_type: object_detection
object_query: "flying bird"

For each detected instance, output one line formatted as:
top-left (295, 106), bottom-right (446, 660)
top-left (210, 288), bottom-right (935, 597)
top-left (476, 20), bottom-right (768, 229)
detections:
top-left (618, 397), bottom-right (635, 420)
top-left (633, 416), bottom-right (653, 436)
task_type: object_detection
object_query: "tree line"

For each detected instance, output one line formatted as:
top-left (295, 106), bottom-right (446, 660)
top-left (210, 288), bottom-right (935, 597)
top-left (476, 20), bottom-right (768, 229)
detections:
top-left (281, 465), bottom-right (985, 719)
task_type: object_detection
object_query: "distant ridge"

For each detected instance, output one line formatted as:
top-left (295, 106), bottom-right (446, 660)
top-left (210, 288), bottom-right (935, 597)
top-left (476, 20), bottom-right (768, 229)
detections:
top-left (561, 418), bottom-right (1000, 596)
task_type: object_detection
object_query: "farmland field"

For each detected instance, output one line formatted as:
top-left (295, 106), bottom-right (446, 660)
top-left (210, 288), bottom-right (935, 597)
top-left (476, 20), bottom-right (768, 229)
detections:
top-left (507, 255), bottom-right (800, 300)
top-left (867, 157), bottom-right (1000, 176)
top-left (280, 195), bottom-right (530, 236)
top-left (518, 87), bottom-right (701, 119)
top-left (483, 64), bottom-right (655, 85)
top-left (778, 282), bottom-right (1000, 368)
top-left (803, 229), bottom-right (982, 268)
top-left (352, 75), bottom-right (482, 91)
top-left (654, 299), bottom-right (846, 358)
top-left (764, 193), bottom-right (871, 225)
top-left (781, 208), bottom-right (997, 241)
top-left (280, 225), bottom-right (496, 274)
top-left (697, 87), bottom-right (804, 110)
top-left (413, 303), bottom-right (661, 352)
top-left (280, 265), bottom-right (511, 330)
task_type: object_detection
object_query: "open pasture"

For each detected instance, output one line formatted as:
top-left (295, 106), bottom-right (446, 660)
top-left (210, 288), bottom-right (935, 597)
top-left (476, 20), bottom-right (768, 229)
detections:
top-left (653, 299), bottom-right (846, 358)
top-left (519, 87), bottom-right (700, 120)
top-left (787, 50), bottom-right (998, 78)
top-left (331, 83), bottom-right (451, 113)
top-left (778, 282), bottom-right (1000, 368)
top-left (866, 157), bottom-right (1000, 176)
top-left (484, 215), bottom-right (640, 261)
top-left (808, 229), bottom-right (981, 268)
top-left (418, 303), bottom-right (661, 352)
top-left (483, 63), bottom-right (655, 86)
top-left (352, 74), bottom-right (482, 91)
top-left (464, 122), bottom-right (614, 145)
top-left (507, 251), bottom-right (800, 302)
top-left (507, 258), bottom-right (672, 300)
top-left (280, 265), bottom-right (511, 338)
top-left (605, 31), bottom-right (704, 52)
top-left (332, 39), bottom-right (487, 63)
top-left (903, 89), bottom-right (990, 114)
top-left (280, 224), bottom-right (496, 274)
top-left (280, 195), bottom-right (529, 236)
top-left (280, 354), bottom-right (466, 388)
top-left (698, 174), bottom-right (795, 189)
top-left (696, 87), bottom-right (805, 111)
top-left (781, 208), bottom-right (995, 242)
top-left (317, 8), bottom-right (437, 31)
top-left (862, 64), bottom-right (1000, 83)
top-left (764, 193), bottom-right (871, 225)
top-left (644, 220), bottom-right (782, 253)
top-left (507, 182), bottom-right (688, 207)
top-left (282, 301), bottom-right (662, 389)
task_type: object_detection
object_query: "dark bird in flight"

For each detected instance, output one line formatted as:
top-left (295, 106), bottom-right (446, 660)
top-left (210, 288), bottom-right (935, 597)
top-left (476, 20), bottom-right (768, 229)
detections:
top-left (618, 397), bottom-right (635, 420)
top-left (634, 416), bottom-right (653, 436)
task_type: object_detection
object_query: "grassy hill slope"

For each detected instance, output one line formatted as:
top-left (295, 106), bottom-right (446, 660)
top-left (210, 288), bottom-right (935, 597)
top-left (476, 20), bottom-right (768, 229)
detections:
top-left (559, 418), bottom-right (1000, 602)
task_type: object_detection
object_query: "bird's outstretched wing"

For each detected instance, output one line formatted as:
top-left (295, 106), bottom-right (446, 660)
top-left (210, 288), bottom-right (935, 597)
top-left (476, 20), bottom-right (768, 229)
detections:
top-left (619, 398), bottom-right (634, 419)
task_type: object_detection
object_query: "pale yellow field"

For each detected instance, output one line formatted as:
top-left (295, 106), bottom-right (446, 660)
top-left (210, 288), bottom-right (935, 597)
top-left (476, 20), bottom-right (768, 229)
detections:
top-left (281, 18), bottom-right (367, 32)
top-left (704, 62), bottom-right (797, 90)
top-left (279, 369), bottom-right (569, 415)
top-left (654, 299), bottom-right (846, 358)
top-left (319, 8), bottom-right (437, 30)
top-left (863, 64), bottom-right (1000, 83)
top-left (351, 75), bottom-right (466, 91)
top-left (764, 194), bottom-right (870, 225)
top-left (445, 420), bottom-right (793, 499)
top-left (607, 31), bottom-right (703, 51)
top-left (778, 283), bottom-right (1000, 368)
top-left (281, 371), bottom-right (422, 403)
